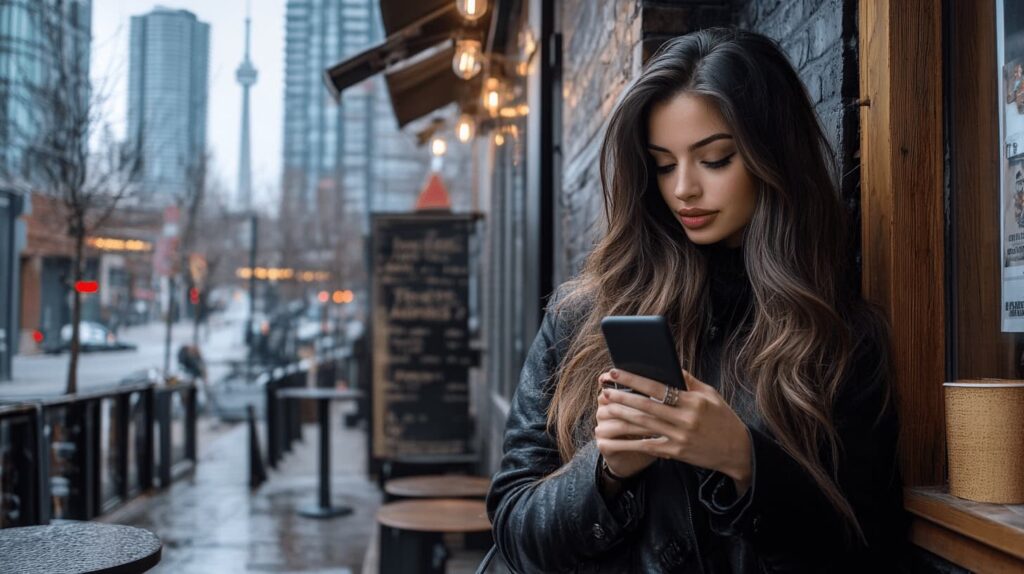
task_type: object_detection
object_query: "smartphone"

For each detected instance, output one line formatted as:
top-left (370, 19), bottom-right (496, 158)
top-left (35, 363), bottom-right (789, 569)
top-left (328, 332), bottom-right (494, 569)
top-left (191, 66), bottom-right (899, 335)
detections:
top-left (600, 316), bottom-right (686, 391)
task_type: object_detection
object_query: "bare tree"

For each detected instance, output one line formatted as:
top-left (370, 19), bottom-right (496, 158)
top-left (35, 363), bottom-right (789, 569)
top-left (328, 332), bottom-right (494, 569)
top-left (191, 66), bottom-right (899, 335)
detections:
top-left (0, 0), bottom-right (141, 394)
top-left (162, 152), bottom-right (210, 375)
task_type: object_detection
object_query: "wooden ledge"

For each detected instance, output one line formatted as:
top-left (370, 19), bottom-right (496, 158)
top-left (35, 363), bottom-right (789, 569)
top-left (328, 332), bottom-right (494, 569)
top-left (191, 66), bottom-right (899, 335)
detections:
top-left (906, 486), bottom-right (1024, 572)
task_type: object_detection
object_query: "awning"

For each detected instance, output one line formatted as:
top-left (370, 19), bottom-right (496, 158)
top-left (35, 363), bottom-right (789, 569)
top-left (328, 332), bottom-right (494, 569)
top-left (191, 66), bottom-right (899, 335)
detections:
top-left (322, 0), bottom-right (494, 127)
top-left (386, 46), bottom-right (481, 127)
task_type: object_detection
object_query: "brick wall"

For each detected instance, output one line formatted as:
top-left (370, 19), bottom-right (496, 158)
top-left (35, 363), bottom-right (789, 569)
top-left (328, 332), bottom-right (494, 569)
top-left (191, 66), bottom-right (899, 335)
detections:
top-left (557, 0), bottom-right (728, 281)
top-left (736, 0), bottom-right (863, 283)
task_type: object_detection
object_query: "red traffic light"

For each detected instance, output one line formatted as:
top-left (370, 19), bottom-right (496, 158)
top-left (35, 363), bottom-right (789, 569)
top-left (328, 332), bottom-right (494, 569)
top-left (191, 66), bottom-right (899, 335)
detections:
top-left (317, 291), bottom-right (329, 303)
top-left (189, 287), bottom-right (200, 305)
top-left (32, 330), bottom-right (44, 344)
top-left (74, 280), bottom-right (99, 293)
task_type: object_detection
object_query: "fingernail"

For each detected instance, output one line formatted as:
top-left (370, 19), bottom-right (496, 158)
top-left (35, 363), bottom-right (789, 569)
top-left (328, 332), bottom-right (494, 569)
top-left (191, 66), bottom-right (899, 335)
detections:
top-left (610, 369), bottom-right (619, 380)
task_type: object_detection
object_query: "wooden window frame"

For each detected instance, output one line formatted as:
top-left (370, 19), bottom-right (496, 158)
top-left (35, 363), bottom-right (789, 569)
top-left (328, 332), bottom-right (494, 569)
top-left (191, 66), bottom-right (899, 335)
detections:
top-left (860, 1), bottom-right (1024, 570)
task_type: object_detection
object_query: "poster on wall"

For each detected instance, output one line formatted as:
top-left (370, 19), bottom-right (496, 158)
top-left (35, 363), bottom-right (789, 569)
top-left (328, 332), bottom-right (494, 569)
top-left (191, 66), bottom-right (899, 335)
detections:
top-left (999, 1), bottom-right (1024, 330)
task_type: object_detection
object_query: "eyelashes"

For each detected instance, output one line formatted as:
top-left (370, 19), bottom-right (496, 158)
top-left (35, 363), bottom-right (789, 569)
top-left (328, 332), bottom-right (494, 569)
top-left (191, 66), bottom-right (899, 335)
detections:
top-left (656, 153), bottom-right (736, 175)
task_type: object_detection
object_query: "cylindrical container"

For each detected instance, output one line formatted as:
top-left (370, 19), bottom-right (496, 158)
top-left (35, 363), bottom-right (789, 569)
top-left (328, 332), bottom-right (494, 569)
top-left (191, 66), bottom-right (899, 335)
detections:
top-left (944, 380), bottom-right (1024, 504)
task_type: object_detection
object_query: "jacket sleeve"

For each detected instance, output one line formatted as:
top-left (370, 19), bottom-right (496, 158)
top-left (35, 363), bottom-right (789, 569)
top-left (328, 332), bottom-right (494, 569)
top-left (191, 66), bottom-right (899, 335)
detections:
top-left (485, 299), bottom-right (646, 573)
top-left (696, 321), bottom-right (908, 572)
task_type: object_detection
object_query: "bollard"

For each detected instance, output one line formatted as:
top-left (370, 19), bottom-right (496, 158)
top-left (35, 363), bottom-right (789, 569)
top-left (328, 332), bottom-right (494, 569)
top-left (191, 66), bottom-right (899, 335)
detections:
top-left (247, 405), bottom-right (267, 488)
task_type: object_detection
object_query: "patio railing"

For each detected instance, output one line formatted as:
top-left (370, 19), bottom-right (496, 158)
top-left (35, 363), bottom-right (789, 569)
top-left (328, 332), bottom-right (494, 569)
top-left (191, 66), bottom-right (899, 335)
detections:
top-left (0, 380), bottom-right (198, 528)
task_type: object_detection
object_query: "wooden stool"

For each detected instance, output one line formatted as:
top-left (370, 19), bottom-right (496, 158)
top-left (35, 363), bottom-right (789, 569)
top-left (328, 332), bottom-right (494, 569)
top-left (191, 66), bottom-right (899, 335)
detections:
top-left (383, 474), bottom-right (490, 501)
top-left (377, 499), bottom-right (491, 574)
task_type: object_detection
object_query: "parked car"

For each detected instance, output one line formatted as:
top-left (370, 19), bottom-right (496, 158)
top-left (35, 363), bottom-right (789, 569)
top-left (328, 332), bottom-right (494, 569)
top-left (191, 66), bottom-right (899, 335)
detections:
top-left (51, 321), bottom-right (137, 353)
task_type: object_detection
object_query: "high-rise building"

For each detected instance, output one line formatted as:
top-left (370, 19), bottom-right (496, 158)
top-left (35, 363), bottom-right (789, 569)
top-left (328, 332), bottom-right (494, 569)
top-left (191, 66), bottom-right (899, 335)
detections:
top-left (283, 0), bottom-right (435, 229)
top-left (0, 0), bottom-right (92, 178)
top-left (0, 0), bottom-right (92, 380)
top-left (128, 7), bottom-right (209, 201)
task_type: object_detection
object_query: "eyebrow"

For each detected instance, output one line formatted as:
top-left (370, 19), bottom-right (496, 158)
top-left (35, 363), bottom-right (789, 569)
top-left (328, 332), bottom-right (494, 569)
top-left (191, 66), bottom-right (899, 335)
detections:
top-left (647, 133), bottom-right (733, 154)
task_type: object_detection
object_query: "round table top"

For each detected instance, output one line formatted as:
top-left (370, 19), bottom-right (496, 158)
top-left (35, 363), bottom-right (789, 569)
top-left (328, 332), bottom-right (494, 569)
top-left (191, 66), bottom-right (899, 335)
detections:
top-left (377, 499), bottom-right (491, 533)
top-left (384, 475), bottom-right (491, 499)
top-left (276, 387), bottom-right (363, 401)
top-left (0, 522), bottom-right (162, 574)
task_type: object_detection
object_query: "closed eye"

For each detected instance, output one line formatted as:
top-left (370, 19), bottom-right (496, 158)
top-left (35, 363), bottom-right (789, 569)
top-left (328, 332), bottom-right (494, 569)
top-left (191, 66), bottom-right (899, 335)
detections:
top-left (703, 153), bottom-right (735, 170)
top-left (655, 153), bottom-right (736, 175)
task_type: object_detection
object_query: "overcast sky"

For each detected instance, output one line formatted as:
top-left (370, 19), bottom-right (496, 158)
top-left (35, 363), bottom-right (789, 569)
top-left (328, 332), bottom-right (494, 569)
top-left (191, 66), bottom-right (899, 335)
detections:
top-left (91, 0), bottom-right (286, 208)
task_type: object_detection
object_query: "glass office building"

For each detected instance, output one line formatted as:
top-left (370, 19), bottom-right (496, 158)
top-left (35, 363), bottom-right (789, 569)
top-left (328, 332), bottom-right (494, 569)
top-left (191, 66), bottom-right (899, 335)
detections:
top-left (128, 7), bottom-right (209, 201)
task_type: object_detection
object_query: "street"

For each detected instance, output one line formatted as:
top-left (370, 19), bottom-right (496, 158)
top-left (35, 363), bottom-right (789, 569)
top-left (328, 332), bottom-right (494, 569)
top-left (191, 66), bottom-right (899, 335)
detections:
top-left (0, 297), bottom-right (249, 399)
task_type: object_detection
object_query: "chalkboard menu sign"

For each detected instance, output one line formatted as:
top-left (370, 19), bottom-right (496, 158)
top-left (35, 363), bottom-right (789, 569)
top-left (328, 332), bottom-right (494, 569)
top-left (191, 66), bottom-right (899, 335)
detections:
top-left (370, 214), bottom-right (475, 459)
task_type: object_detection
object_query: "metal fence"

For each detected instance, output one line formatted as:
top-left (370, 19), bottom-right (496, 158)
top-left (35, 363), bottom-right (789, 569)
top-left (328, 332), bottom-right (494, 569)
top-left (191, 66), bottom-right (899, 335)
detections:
top-left (0, 381), bottom-right (198, 528)
top-left (249, 348), bottom-right (356, 487)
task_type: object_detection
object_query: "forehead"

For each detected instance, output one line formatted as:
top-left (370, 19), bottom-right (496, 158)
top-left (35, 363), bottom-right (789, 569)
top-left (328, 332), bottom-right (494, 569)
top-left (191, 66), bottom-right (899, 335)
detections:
top-left (647, 93), bottom-right (731, 148)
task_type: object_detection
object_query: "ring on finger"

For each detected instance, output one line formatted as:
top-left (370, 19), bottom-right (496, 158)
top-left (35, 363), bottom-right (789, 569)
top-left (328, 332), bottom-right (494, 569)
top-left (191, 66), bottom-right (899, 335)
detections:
top-left (659, 386), bottom-right (680, 407)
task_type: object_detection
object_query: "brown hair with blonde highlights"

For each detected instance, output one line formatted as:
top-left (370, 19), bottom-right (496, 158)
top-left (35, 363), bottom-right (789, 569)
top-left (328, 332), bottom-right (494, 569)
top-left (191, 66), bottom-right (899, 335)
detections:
top-left (546, 28), bottom-right (890, 543)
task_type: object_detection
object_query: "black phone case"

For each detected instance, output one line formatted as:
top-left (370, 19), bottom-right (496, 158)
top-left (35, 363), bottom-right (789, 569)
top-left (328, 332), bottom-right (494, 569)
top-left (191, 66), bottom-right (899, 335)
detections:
top-left (601, 316), bottom-right (686, 389)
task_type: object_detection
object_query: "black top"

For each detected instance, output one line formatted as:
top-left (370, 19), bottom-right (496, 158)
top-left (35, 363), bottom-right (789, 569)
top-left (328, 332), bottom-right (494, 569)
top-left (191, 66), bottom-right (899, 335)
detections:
top-left (0, 522), bottom-right (162, 574)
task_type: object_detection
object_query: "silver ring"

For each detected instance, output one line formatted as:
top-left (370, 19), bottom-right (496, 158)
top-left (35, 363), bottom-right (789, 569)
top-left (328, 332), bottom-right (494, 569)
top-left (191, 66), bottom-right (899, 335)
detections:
top-left (662, 386), bottom-right (680, 407)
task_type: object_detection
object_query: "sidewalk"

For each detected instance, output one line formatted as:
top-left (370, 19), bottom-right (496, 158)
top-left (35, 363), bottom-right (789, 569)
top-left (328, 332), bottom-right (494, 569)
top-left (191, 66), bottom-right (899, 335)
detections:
top-left (99, 410), bottom-right (493, 573)
top-left (102, 411), bottom-right (380, 573)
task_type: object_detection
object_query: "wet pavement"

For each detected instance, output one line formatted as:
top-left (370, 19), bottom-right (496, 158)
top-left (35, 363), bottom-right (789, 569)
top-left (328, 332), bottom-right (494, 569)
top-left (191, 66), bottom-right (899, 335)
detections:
top-left (101, 408), bottom-right (379, 574)
top-left (99, 410), bottom-right (492, 573)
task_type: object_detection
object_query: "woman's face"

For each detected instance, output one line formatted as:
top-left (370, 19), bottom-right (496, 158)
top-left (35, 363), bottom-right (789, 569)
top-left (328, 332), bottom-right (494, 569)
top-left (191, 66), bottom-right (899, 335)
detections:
top-left (647, 93), bottom-right (757, 247)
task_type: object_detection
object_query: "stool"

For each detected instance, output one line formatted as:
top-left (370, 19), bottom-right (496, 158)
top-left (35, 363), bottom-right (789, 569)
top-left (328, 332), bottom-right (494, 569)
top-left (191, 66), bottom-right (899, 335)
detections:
top-left (383, 474), bottom-right (490, 502)
top-left (377, 498), bottom-right (491, 574)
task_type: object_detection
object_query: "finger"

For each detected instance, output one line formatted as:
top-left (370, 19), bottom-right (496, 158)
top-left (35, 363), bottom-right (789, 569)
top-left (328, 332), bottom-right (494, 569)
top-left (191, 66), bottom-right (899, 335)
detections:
top-left (594, 419), bottom-right (661, 440)
top-left (682, 370), bottom-right (711, 393)
top-left (605, 388), bottom-right (693, 419)
top-left (602, 399), bottom-right (679, 437)
top-left (605, 369), bottom-right (667, 398)
top-left (597, 436), bottom-right (674, 459)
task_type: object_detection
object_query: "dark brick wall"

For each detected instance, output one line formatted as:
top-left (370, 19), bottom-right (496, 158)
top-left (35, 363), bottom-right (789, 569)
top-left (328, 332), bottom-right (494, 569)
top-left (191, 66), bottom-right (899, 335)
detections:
top-left (557, 1), bottom-right (728, 281)
top-left (736, 0), bottom-right (862, 283)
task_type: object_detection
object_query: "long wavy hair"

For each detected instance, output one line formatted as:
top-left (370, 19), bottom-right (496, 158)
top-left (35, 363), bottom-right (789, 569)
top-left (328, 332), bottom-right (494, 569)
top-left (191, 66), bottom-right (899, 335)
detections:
top-left (546, 28), bottom-right (886, 542)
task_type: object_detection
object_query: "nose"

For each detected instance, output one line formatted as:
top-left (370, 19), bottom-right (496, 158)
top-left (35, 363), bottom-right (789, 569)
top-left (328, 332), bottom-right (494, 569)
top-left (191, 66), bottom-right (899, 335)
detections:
top-left (673, 162), bottom-right (701, 202)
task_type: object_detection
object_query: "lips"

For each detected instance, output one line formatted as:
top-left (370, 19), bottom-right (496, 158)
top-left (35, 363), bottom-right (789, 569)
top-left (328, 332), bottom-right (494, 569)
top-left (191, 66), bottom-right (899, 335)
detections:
top-left (677, 209), bottom-right (718, 230)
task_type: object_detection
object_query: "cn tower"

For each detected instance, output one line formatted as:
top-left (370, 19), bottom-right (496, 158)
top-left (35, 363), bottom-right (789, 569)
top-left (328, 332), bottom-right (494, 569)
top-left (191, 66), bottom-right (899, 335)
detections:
top-left (235, 3), bottom-right (257, 210)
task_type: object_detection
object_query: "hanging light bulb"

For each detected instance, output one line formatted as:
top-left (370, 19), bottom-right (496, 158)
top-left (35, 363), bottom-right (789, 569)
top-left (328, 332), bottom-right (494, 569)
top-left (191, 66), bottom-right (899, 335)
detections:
top-left (431, 136), bottom-right (448, 157)
top-left (494, 131), bottom-right (505, 146)
top-left (452, 38), bottom-right (483, 80)
top-left (456, 114), bottom-right (475, 143)
top-left (456, 0), bottom-right (488, 22)
top-left (482, 77), bottom-right (501, 116)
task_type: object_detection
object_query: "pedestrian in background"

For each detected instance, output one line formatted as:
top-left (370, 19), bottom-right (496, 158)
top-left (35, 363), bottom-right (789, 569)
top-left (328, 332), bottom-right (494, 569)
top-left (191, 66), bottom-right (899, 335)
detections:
top-left (486, 28), bottom-right (906, 573)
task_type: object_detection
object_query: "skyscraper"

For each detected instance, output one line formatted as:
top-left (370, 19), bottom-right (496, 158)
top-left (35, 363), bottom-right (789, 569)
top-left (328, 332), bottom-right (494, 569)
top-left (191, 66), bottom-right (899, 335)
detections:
top-left (235, 7), bottom-right (257, 211)
top-left (0, 0), bottom-right (92, 380)
top-left (128, 7), bottom-right (209, 201)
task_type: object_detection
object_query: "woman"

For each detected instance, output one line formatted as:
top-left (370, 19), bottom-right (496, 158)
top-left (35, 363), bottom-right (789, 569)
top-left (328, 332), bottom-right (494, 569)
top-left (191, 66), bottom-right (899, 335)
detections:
top-left (485, 28), bottom-right (906, 573)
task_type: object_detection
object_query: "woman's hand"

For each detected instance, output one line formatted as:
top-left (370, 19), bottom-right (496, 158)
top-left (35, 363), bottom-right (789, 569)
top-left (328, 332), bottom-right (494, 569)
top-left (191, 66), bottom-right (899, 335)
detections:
top-left (596, 369), bottom-right (753, 495)
top-left (595, 387), bottom-right (657, 481)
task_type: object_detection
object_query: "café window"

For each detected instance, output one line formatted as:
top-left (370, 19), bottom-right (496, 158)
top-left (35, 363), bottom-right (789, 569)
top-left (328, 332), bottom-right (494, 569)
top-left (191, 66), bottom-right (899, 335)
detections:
top-left (948, 1), bottom-right (1024, 381)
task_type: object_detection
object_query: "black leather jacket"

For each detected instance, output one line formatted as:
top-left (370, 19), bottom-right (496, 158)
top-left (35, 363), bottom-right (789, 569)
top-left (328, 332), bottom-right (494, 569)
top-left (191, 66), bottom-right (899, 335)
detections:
top-left (486, 250), bottom-right (907, 573)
